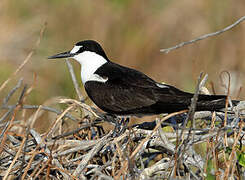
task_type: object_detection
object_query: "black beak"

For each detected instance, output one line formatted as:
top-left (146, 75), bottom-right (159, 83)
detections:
top-left (48, 51), bottom-right (74, 59)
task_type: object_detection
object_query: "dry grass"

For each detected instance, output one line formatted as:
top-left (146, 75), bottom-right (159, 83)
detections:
top-left (1, 2), bottom-right (245, 179)
top-left (0, 20), bottom-right (245, 179)
top-left (0, 79), bottom-right (244, 179)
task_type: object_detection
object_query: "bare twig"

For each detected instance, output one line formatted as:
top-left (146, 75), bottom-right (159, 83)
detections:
top-left (53, 140), bottom-right (99, 157)
top-left (199, 74), bottom-right (208, 89)
top-left (3, 104), bottom-right (77, 121)
top-left (0, 108), bottom-right (15, 123)
top-left (3, 136), bottom-right (27, 180)
top-left (224, 122), bottom-right (244, 179)
top-left (46, 105), bottom-right (74, 138)
top-left (174, 73), bottom-right (203, 177)
top-left (130, 110), bottom-right (187, 159)
top-left (180, 72), bottom-right (203, 142)
top-left (19, 127), bottom-right (30, 176)
top-left (65, 59), bottom-right (84, 101)
top-left (72, 133), bottom-right (112, 177)
top-left (0, 122), bottom-right (10, 139)
top-left (52, 123), bottom-right (99, 140)
top-left (140, 160), bottom-right (174, 178)
top-left (29, 129), bottom-right (43, 146)
top-left (160, 16), bottom-right (245, 53)
top-left (52, 159), bottom-right (72, 179)
top-left (59, 98), bottom-right (99, 118)
top-left (0, 85), bottom-right (27, 154)
top-left (1, 78), bottom-right (23, 107)
top-left (28, 105), bottom-right (43, 128)
top-left (17, 84), bottom-right (28, 105)
top-left (221, 71), bottom-right (231, 148)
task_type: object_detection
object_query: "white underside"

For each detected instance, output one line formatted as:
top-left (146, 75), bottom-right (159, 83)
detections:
top-left (72, 50), bottom-right (108, 84)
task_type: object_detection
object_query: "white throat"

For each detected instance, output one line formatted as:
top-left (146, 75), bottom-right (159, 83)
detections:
top-left (72, 51), bottom-right (107, 84)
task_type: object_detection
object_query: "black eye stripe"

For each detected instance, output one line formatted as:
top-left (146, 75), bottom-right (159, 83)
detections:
top-left (76, 47), bottom-right (84, 53)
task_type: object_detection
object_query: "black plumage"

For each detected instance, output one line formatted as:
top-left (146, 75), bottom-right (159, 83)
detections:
top-left (85, 61), bottom-right (230, 115)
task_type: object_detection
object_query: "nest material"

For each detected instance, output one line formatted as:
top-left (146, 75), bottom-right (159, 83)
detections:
top-left (0, 79), bottom-right (244, 179)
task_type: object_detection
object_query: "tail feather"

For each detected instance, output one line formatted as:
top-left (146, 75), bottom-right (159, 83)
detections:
top-left (196, 94), bottom-right (239, 111)
top-left (155, 85), bottom-right (239, 112)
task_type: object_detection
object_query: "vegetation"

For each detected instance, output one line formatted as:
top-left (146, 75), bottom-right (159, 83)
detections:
top-left (0, 1), bottom-right (245, 179)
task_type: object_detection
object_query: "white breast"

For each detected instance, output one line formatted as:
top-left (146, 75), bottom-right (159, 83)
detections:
top-left (72, 51), bottom-right (108, 84)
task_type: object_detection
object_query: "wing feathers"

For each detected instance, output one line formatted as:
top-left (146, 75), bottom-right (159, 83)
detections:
top-left (84, 62), bottom-right (228, 115)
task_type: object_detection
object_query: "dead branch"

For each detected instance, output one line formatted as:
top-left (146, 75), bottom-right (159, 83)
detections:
top-left (160, 16), bottom-right (245, 53)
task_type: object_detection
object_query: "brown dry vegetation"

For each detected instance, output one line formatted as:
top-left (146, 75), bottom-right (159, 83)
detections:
top-left (0, 0), bottom-right (245, 179)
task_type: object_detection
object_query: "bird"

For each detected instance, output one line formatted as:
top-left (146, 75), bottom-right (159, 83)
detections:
top-left (48, 40), bottom-right (236, 116)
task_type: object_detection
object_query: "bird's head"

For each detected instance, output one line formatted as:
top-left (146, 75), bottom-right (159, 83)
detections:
top-left (48, 40), bottom-right (109, 65)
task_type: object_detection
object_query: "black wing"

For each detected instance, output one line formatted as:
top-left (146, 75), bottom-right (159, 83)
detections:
top-left (84, 62), bottom-right (200, 115)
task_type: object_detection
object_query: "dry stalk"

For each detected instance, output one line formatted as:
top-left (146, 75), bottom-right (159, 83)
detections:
top-left (45, 105), bottom-right (74, 138)
top-left (20, 73), bottom-right (37, 126)
top-left (33, 160), bottom-right (49, 179)
top-left (204, 112), bottom-right (216, 176)
top-left (220, 71), bottom-right (231, 148)
top-left (0, 104), bottom-right (22, 154)
top-left (224, 122), bottom-right (244, 179)
top-left (65, 59), bottom-right (84, 101)
top-left (29, 105), bottom-right (43, 128)
top-left (160, 16), bottom-right (245, 53)
top-left (59, 98), bottom-right (99, 118)
top-left (3, 136), bottom-right (27, 180)
top-left (21, 150), bottom-right (42, 179)
top-left (130, 110), bottom-right (187, 159)
top-left (0, 23), bottom-right (46, 92)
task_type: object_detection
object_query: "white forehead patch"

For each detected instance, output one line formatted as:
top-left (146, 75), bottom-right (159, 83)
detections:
top-left (70, 45), bottom-right (82, 54)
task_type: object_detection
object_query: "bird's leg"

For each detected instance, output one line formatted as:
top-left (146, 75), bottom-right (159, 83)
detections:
top-left (112, 116), bottom-right (130, 137)
top-left (112, 117), bottom-right (121, 137)
top-left (119, 117), bottom-right (130, 134)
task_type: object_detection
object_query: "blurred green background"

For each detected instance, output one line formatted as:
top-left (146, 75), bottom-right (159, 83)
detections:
top-left (1, 0), bottom-right (245, 105)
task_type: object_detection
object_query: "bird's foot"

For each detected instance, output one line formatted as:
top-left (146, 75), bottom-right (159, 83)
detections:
top-left (112, 117), bottom-right (130, 137)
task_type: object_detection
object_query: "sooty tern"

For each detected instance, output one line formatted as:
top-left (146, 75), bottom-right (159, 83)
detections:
top-left (48, 40), bottom-right (236, 116)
